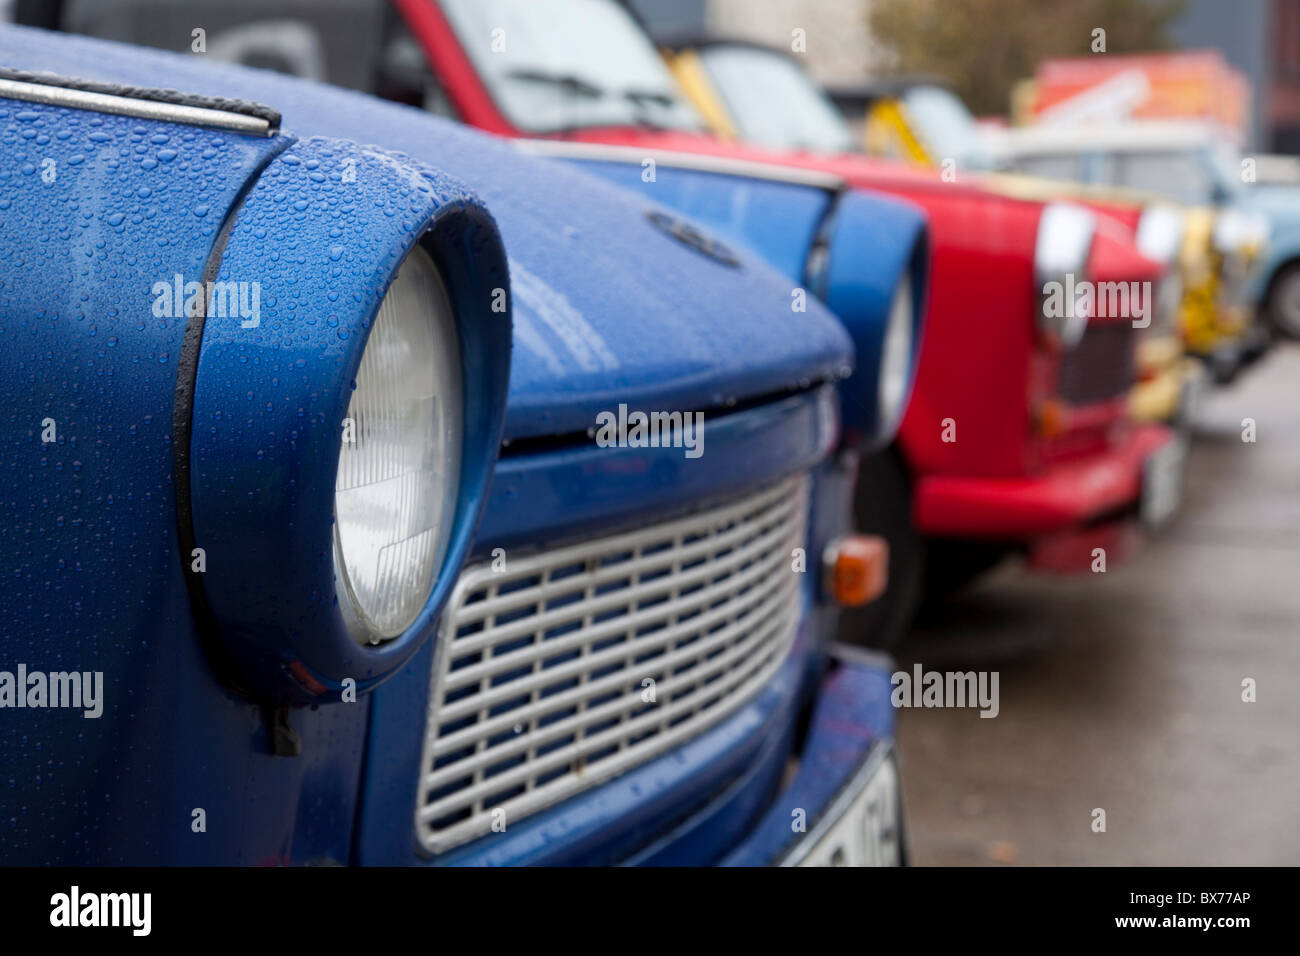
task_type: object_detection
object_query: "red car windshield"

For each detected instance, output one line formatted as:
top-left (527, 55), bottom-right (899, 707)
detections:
top-left (439, 0), bottom-right (703, 134)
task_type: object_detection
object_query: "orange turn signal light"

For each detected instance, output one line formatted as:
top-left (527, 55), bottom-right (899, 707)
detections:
top-left (1036, 399), bottom-right (1068, 439)
top-left (823, 534), bottom-right (889, 607)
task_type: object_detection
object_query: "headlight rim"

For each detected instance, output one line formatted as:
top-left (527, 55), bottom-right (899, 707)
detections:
top-left (331, 242), bottom-right (464, 648)
top-left (876, 273), bottom-right (915, 438)
top-left (320, 218), bottom-right (511, 677)
top-left (1135, 203), bottom-right (1188, 267)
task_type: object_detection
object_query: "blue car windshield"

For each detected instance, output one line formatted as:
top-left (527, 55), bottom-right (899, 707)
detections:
top-left (440, 0), bottom-right (704, 134)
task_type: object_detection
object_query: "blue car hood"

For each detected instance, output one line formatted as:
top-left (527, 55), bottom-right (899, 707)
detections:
top-left (0, 25), bottom-right (853, 441)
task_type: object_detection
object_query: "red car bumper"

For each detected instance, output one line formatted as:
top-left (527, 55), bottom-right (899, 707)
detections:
top-left (913, 424), bottom-right (1174, 542)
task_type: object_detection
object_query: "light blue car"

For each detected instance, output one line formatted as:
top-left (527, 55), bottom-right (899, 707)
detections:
top-left (993, 120), bottom-right (1298, 344)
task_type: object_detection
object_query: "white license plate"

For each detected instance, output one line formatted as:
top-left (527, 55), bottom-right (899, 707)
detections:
top-left (783, 750), bottom-right (902, 867)
top-left (1141, 435), bottom-right (1187, 528)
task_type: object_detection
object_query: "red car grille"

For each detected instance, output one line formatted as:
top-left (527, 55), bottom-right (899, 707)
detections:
top-left (1056, 321), bottom-right (1137, 406)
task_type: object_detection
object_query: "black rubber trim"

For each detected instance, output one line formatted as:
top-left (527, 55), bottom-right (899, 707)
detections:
top-left (0, 66), bottom-right (281, 131)
top-left (496, 378), bottom-right (842, 459)
top-left (171, 136), bottom-right (294, 700)
top-left (802, 181), bottom-right (850, 300)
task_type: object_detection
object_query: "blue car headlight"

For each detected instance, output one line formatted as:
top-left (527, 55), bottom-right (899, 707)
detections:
top-left (333, 244), bottom-right (464, 645)
top-left (877, 274), bottom-right (914, 438)
top-left (183, 140), bottom-right (512, 704)
top-left (816, 190), bottom-right (930, 447)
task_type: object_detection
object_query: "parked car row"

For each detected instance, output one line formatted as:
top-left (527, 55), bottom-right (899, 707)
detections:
top-left (0, 0), bottom-right (1278, 867)
top-left (833, 74), bottom-right (1282, 368)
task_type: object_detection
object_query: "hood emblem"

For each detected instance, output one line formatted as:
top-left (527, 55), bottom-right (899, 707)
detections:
top-left (646, 210), bottom-right (741, 268)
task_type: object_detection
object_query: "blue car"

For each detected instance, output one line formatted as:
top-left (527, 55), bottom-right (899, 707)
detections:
top-left (0, 24), bottom-right (915, 865)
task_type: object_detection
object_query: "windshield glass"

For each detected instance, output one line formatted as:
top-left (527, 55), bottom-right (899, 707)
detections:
top-left (440, 0), bottom-right (702, 134)
top-left (1207, 141), bottom-right (1244, 200)
top-left (901, 85), bottom-right (992, 168)
top-left (1110, 148), bottom-right (1232, 205)
top-left (697, 44), bottom-right (854, 154)
top-left (1007, 153), bottom-right (1087, 183)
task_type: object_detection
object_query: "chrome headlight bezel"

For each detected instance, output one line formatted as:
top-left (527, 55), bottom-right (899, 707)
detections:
top-left (1136, 204), bottom-right (1187, 267)
top-left (1034, 203), bottom-right (1097, 349)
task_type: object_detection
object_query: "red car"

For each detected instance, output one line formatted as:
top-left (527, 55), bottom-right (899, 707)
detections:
top-left (393, 0), bottom-right (1180, 645)
top-left (52, 0), bottom-right (1179, 647)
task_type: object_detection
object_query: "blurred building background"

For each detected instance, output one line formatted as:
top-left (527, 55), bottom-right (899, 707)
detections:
top-left (628, 0), bottom-right (1300, 153)
top-left (1171, 0), bottom-right (1300, 153)
top-left (630, 0), bottom-right (877, 84)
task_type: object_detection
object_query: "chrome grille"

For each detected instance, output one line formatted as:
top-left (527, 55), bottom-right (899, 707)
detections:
top-left (415, 474), bottom-right (809, 854)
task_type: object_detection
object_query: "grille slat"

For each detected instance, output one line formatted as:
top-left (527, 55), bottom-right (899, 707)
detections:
top-left (447, 479), bottom-right (797, 634)
top-left (415, 474), bottom-right (809, 854)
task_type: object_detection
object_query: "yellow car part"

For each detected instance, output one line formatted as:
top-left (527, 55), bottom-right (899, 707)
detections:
top-left (1130, 335), bottom-right (1190, 424)
top-left (863, 99), bottom-right (933, 165)
top-left (662, 50), bottom-right (739, 141)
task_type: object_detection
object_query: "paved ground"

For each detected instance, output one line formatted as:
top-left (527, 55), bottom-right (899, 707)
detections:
top-left (897, 343), bottom-right (1300, 865)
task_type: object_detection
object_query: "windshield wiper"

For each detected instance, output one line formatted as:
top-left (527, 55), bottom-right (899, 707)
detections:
top-left (504, 68), bottom-right (603, 98)
top-left (505, 71), bottom-right (678, 109)
top-left (503, 70), bottom-right (687, 133)
top-left (622, 88), bottom-right (676, 108)
top-left (620, 89), bottom-right (683, 131)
